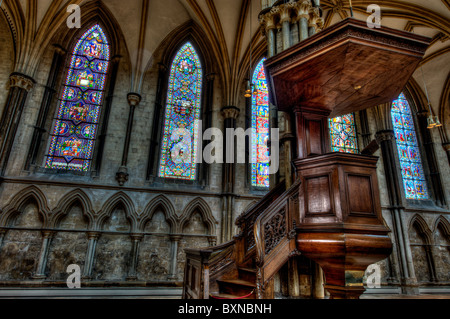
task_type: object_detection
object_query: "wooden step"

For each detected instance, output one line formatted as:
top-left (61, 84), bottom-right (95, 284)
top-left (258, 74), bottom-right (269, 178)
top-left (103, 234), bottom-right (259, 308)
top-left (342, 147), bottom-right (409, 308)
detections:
top-left (238, 267), bottom-right (257, 282)
top-left (217, 279), bottom-right (256, 296)
top-left (210, 292), bottom-right (255, 300)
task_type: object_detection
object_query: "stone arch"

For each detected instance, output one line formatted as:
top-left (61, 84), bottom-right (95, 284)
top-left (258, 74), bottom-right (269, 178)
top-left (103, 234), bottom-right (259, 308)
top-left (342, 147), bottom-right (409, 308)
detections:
top-left (96, 192), bottom-right (137, 232)
top-left (50, 189), bottom-right (94, 230)
top-left (433, 216), bottom-right (450, 238)
top-left (92, 193), bottom-right (136, 281)
top-left (0, 187), bottom-right (48, 280)
top-left (409, 214), bottom-right (436, 283)
top-left (409, 215), bottom-right (433, 245)
top-left (139, 195), bottom-right (177, 233)
top-left (433, 216), bottom-right (450, 282)
top-left (148, 20), bottom-right (218, 82)
top-left (179, 197), bottom-right (217, 236)
top-left (0, 186), bottom-right (50, 228)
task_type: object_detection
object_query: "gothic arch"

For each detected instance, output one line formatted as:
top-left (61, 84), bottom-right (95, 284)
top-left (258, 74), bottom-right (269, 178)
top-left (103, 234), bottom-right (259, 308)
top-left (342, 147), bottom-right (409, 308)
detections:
top-left (33, 0), bottom-right (130, 76)
top-left (96, 192), bottom-right (137, 232)
top-left (433, 216), bottom-right (450, 238)
top-left (149, 20), bottom-right (218, 83)
top-left (51, 189), bottom-right (95, 230)
top-left (438, 72), bottom-right (450, 143)
top-left (409, 214), bottom-right (433, 245)
top-left (147, 25), bottom-right (214, 184)
top-left (179, 197), bottom-right (217, 235)
top-left (139, 195), bottom-right (177, 233)
top-left (0, 186), bottom-right (49, 227)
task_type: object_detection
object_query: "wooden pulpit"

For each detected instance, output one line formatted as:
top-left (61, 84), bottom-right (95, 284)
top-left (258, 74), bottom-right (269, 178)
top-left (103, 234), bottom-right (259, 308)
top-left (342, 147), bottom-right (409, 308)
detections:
top-left (264, 18), bottom-right (431, 299)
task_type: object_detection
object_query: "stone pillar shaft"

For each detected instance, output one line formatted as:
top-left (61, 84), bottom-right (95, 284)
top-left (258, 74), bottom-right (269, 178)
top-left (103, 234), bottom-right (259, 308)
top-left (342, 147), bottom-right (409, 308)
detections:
top-left (267, 28), bottom-right (276, 58)
top-left (376, 128), bottom-right (419, 294)
top-left (0, 73), bottom-right (35, 175)
top-left (299, 16), bottom-right (309, 42)
top-left (168, 235), bottom-right (182, 280)
top-left (116, 93), bottom-right (142, 186)
top-left (127, 234), bottom-right (143, 280)
top-left (83, 232), bottom-right (100, 279)
top-left (221, 106), bottom-right (240, 242)
top-left (25, 46), bottom-right (66, 170)
top-left (33, 231), bottom-right (54, 279)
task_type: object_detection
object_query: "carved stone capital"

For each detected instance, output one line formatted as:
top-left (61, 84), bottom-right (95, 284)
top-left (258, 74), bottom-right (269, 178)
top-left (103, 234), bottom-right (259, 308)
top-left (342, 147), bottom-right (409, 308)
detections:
top-left (41, 230), bottom-right (55, 239)
top-left (10, 73), bottom-right (35, 92)
top-left (116, 166), bottom-right (129, 186)
top-left (158, 62), bottom-right (168, 72)
top-left (375, 130), bottom-right (396, 144)
top-left (442, 142), bottom-right (450, 152)
top-left (127, 93), bottom-right (142, 107)
top-left (87, 232), bottom-right (101, 240)
top-left (221, 106), bottom-right (240, 120)
top-left (52, 44), bottom-right (67, 56)
top-left (170, 235), bottom-right (183, 242)
top-left (130, 233), bottom-right (144, 241)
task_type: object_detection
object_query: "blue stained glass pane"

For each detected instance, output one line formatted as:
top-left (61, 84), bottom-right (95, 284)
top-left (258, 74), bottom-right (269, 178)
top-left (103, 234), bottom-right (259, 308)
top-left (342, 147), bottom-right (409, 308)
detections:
top-left (392, 93), bottom-right (429, 200)
top-left (158, 42), bottom-right (203, 180)
top-left (46, 25), bottom-right (110, 172)
top-left (251, 59), bottom-right (270, 188)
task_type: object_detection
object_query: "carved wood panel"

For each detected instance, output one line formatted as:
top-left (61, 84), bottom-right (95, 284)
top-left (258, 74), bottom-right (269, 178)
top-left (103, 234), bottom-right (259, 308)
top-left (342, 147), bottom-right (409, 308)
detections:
top-left (346, 174), bottom-right (375, 217)
top-left (264, 209), bottom-right (287, 255)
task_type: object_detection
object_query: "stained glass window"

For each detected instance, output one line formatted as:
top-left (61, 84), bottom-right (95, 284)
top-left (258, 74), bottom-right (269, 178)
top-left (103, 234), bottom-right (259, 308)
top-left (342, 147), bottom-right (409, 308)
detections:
top-left (251, 58), bottom-right (270, 188)
top-left (158, 42), bottom-right (203, 180)
top-left (392, 93), bottom-right (429, 200)
top-left (329, 114), bottom-right (359, 154)
top-left (45, 24), bottom-right (110, 171)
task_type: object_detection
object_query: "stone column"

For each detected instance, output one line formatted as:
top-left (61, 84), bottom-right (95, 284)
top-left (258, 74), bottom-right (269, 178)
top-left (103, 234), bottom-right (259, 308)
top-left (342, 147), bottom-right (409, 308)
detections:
top-left (308, 7), bottom-right (322, 37)
top-left (443, 142), bottom-right (450, 166)
top-left (299, 15), bottom-right (309, 42)
top-left (168, 235), bottom-right (182, 281)
top-left (221, 106), bottom-right (240, 243)
top-left (33, 231), bottom-right (54, 279)
top-left (260, 12), bottom-right (277, 58)
top-left (424, 245), bottom-right (438, 283)
top-left (374, 102), bottom-right (419, 295)
top-left (0, 73), bottom-right (35, 175)
top-left (280, 8), bottom-right (291, 51)
top-left (116, 93), bottom-right (142, 186)
top-left (94, 55), bottom-right (122, 176)
top-left (0, 229), bottom-right (6, 251)
top-left (25, 45), bottom-right (66, 171)
top-left (82, 232), bottom-right (100, 280)
top-left (297, 0), bottom-right (312, 43)
top-left (146, 63), bottom-right (168, 181)
top-left (127, 233), bottom-right (144, 281)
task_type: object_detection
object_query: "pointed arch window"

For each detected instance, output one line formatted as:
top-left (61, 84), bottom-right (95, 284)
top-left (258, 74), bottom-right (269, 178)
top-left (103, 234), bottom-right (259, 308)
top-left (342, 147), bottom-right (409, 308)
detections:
top-left (158, 42), bottom-right (203, 181)
top-left (251, 58), bottom-right (270, 188)
top-left (391, 93), bottom-right (429, 200)
top-left (328, 113), bottom-right (359, 154)
top-left (45, 25), bottom-right (110, 172)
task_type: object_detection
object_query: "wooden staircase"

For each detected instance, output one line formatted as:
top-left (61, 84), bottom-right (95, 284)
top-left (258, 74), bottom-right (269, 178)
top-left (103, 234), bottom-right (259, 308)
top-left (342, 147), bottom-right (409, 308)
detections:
top-left (183, 180), bottom-right (301, 299)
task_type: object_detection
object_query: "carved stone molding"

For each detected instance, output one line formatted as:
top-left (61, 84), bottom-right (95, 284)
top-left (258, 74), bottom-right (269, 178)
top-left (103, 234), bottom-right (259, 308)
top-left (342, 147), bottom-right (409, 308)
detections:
top-left (127, 92), bottom-right (142, 107)
top-left (116, 166), bottom-right (129, 186)
top-left (221, 106), bottom-right (240, 120)
top-left (375, 130), bottom-right (396, 144)
top-left (9, 73), bottom-right (35, 92)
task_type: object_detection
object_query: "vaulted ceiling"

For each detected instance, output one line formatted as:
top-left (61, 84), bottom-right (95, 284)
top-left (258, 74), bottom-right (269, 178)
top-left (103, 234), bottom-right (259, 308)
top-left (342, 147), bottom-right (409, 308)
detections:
top-left (1, 0), bottom-right (449, 122)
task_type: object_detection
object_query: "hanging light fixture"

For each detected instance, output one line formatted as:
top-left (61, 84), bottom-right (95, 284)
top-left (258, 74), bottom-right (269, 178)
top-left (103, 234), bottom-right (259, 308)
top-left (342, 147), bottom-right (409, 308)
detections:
top-left (421, 67), bottom-right (441, 129)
